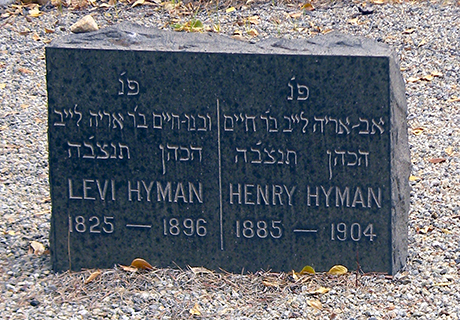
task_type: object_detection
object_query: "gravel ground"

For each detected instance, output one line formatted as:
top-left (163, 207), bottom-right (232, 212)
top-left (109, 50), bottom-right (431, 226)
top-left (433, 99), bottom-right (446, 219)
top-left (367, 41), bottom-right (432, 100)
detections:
top-left (0, 0), bottom-right (459, 319)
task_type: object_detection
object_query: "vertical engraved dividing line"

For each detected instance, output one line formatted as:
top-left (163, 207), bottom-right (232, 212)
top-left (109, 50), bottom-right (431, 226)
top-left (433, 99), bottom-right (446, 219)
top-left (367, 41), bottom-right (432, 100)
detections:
top-left (217, 99), bottom-right (224, 251)
top-left (67, 214), bottom-right (72, 270)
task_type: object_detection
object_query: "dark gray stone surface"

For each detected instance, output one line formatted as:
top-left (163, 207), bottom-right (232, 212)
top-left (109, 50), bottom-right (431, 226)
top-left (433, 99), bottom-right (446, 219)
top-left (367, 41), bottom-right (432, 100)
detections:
top-left (47, 23), bottom-right (410, 274)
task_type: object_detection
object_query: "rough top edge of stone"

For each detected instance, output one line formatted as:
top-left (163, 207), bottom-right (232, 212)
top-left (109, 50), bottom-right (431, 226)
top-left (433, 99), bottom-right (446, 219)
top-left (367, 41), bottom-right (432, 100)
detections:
top-left (48, 22), bottom-right (392, 57)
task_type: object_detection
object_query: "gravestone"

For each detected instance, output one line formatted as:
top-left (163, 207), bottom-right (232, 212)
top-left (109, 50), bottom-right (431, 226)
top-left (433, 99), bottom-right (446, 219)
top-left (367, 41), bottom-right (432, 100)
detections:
top-left (47, 23), bottom-right (410, 274)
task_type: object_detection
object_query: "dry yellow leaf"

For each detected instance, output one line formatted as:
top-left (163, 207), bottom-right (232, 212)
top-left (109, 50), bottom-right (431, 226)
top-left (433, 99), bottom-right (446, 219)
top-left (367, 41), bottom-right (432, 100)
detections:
top-left (290, 12), bottom-right (303, 19)
top-left (403, 28), bottom-right (415, 34)
top-left (292, 269), bottom-right (300, 281)
top-left (248, 28), bottom-right (259, 37)
top-left (407, 77), bottom-right (420, 83)
top-left (447, 96), bottom-right (460, 102)
top-left (307, 299), bottom-right (323, 310)
top-left (163, 2), bottom-right (175, 11)
top-left (417, 39), bottom-right (427, 47)
top-left (441, 229), bottom-right (452, 234)
top-left (409, 175), bottom-right (421, 182)
top-left (421, 74), bottom-right (434, 81)
top-left (130, 258), bottom-right (154, 270)
top-left (302, 2), bottom-right (315, 11)
top-left (131, 0), bottom-right (144, 8)
top-left (445, 146), bottom-right (454, 156)
top-left (119, 264), bottom-right (138, 272)
top-left (428, 157), bottom-right (446, 164)
top-left (411, 127), bottom-right (425, 135)
top-left (28, 7), bottom-right (43, 17)
top-left (0, 83), bottom-right (6, 89)
top-left (226, 6), bottom-right (235, 13)
top-left (19, 29), bottom-right (31, 36)
top-left (247, 15), bottom-right (260, 25)
top-left (189, 302), bottom-right (201, 316)
top-left (18, 67), bottom-right (33, 74)
top-left (84, 269), bottom-right (101, 284)
top-left (417, 225), bottom-right (434, 234)
top-left (433, 282), bottom-right (450, 286)
top-left (348, 17), bottom-right (360, 25)
top-left (371, 0), bottom-right (385, 3)
top-left (299, 265), bottom-right (315, 275)
top-left (30, 241), bottom-right (46, 255)
top-left (308, 286), bottom-right (330, 294)
top-left (32, 33), bottom-right (40, 41)
top-left (44, 28), bottom-right (55, 34)
top-left (327, 265), bottom-right (348, 275)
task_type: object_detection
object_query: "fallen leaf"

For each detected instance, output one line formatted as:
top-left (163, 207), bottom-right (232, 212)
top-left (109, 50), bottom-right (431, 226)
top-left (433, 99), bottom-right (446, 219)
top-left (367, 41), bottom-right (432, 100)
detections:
top-left (189, 302), bottom-right (201, 316)
top-left (247, 28), bottom-right (259, 37)
top-left (247, 15), bottom-right (260, 25)
top-left (308, 286), bottom-right (330, 294)
top-left (428, 158), bottom-right (446, 164)
top-left (226, 6), bottom-right (235, 13)
top-left (327, 265), bottom-right (348, 275)
top-left (348, 17), bottom-right (359, 25)
top-left (441, 228), bottom-right (452, 234)
top-left (32, 33), bottom-right (41, 41)
top-left (18, 67), bottom-right (33, 74)
top-left (131, 0), bottom-right (144, 8)
top-left (411, 127), bottom-right (424, 135)
top-left (0, 83), bottom-right (5, 89)
top-left (406, 77), bottom-right (420, 83)
top-left (44, 28), bottom-right (55, 34)
top-left (119, 264), bottom-right (138, 272)
top-left (19, 29), bottom-right (31, 35)
top-left (417, 39), bottom-right (427, 47)
top-left (299, 265), bottom-right (315, 275)
top-left (290, 11), bottom-right (303, 19)
top-left (421, 74), bottom-right (434, 81)
top-left (292, 269), bottom-right (299, 281)
top-left (445, 146), bottom-right (454, 156)
top-left (403, 28), bottom-right (415, 34)
top-left (417, 225), bottom-right (434, 234)
top-left (84, 269), bottom-right (101, 284)
top-left (28, 7), bottom-right (43, 17)
top-left (433, 282), bottom-right (450, 287)
top-left (307, 299), bottom-right (323, 310)
top-left (447, 96), bottom-right (460, 102)
top-left (130, 258), bottom-right (154, 270)
top-left (371, 0), bottom-right (385, 3)
top-left (30, 241), bottom-right (46, 255)
top-left (409, 175), bottom-right (421, 182)
top-left (301, 2), bottom-right (315, 11)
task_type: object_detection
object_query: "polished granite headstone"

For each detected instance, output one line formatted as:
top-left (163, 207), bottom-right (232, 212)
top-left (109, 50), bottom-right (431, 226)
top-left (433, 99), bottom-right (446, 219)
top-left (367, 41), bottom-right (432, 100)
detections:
top-left (47, 23), bottom-right (410, 274)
